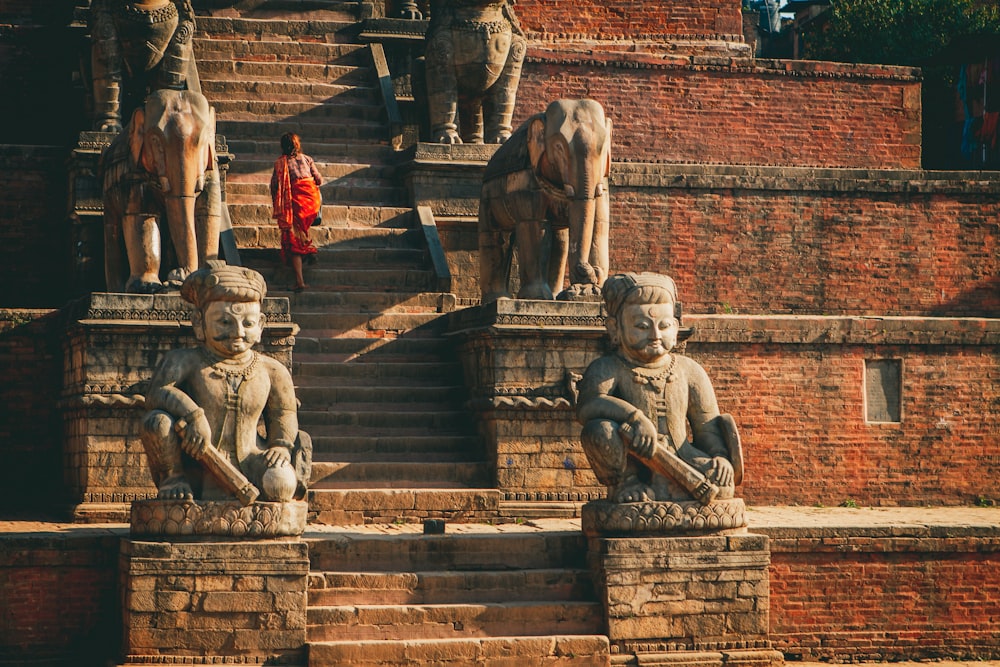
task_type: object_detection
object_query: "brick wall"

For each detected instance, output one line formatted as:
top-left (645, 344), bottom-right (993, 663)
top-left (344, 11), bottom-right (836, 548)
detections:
top-left (767, 534), bottom-right (1000, 661)
top-left (609, 165), bottom-right (1000, 316)
top-left (0, 310), bottom-right (67, 515)
top-left (515, 54), bottom-right (922, 169)
top-left (514, 0), bottom-right (743, 40)
top-left (687, 316), bottom-right (1000, 508)
top-left (0, 529), bottom-right (121, 665)
top-left (0, 147), bottom-right (74, 308)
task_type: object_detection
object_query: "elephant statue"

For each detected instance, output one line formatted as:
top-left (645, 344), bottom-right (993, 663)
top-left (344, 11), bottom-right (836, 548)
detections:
top-left (424, 0), bottom-right (526, 144)
top-left (89, 0), bottom-right (200, 133)
top-left (101, 88), bottom-right (221, 294)
top-left (478, 99), bottom-right (612, 302)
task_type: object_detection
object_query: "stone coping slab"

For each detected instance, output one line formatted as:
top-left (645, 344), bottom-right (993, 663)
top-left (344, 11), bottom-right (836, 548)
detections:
top-left (2, 506), bottom-right (998, 542)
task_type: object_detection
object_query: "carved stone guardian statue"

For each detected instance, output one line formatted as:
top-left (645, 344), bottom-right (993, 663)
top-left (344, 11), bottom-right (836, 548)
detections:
top-left (424, 0), bottom-right (526, 144)
top-left (577, 272), bottom-right (745, 533)
top-left (133, 261), bottom-right (311, 536)
top-left (89, 0), bottom-right (201, 133)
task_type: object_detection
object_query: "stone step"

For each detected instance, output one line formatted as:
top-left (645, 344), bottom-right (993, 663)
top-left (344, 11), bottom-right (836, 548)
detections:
top-left (291, 334), bottom-right (451, 357)
top-left (263, 267), bottom-right (438, 293)
top-left (307, 600), bottom-right (603, 642)
top-left (211, 97), bottom-right (383, 120)
top-left (200, 0), bottom-right (362, 23)
top-left (308, 567), bottom-right (594, 606)
top-left (310, 460), bottom-right (490, 489)
top-left (247, 246), bottom-right (427, 270)
top-left (226, 138), bottom-right (395, 163)
top-left (297, 407), bottom-right (471, 429)
top-left (203, 79), bottom-right (377, 103)
top-left (231, 223), bottom-right (420, 250)
top-left (197, 59), bottom-right (369, 84)
top-left (308, 434), bottom-right (477, 457)
top-left (306, 526), bottom-right (589, 572)
top-left (309, 488), bottom-right (502, 525)
top-left (195, 38), bottom-right (367, 62)
top-left (307, 635), bottom-right (611, 667)
top-left (293, 358), bottom-right (459, 380)
top-left (296, 383), bottom-right (463, 405)
top-left (196, 16), bottom-right (358, 41)
top-left (227, 182), bottom-right (407, 206)
top-left (235, 205), bottom-right (413, 230)
top-left (282, 290), bottom-right (450, 312)
top-left (217, 118), bottom-right (388, 142)
top-left (289, 311), bottom-right (448, 336)
top-left (227, 161), bottom-right (394, 180)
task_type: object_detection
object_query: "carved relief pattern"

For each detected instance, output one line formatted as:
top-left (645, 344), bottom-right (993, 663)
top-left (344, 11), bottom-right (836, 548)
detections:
top-left (582, 498), bottom-right (747, 536)
top-left (131, 499), bottom-right (308, 537)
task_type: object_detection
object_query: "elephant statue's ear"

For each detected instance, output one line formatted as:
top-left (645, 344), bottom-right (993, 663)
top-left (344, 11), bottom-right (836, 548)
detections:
top-left (604, 118), bottom-right (613, 179)
top-left (528, 116), bottom-right (546, 171)
top-left (129, 107), bottom-right (146, 169)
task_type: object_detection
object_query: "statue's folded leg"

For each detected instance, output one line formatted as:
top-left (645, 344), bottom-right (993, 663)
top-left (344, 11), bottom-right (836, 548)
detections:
top-left (140, 410), bottom-right (193, 500)
top-left (582, 419), bottom-right (654, 503)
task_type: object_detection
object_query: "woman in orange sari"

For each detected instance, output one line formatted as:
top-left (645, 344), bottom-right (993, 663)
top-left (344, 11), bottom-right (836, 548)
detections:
top-left (270, 132), bottom-right (322, 292)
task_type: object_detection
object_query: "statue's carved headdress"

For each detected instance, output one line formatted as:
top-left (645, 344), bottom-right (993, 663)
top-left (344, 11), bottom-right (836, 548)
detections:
top-left (602, 272), bottom-right (677, 320)
top-left (181, 260), bottom-right (267, 309)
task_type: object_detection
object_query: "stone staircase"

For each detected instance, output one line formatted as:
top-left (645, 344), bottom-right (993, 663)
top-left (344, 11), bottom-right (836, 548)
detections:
top-left (304, 523), bottom-right (610, 666)
top-left (194, 1), bottom-right (501, 524)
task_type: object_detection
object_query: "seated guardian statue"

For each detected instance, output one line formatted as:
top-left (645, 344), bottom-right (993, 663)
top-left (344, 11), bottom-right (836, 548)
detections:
top-left (141, 261), bottom-right (311, 504)
top-left (577, 272), bottom-right (742, 505)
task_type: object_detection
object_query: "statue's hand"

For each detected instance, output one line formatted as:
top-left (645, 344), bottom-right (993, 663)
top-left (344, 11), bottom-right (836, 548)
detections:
top-left (707, 457), bottom-right (734, 487)
top-left (178, 409), bottom-right (211, 458)
top-left (263, 445), bottom-right (292, 468)
top-left (624, 412), bottom-right (657, 459)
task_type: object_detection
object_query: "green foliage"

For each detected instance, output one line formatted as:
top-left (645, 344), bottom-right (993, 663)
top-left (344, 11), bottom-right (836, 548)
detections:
top-left (840, 498), bottom-right (859, 508)
top-left (804, 0), bottom-right (1000, 66)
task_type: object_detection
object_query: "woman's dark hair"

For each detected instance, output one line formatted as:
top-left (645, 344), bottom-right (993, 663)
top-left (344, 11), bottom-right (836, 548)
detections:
top-left (280, 132), bottom-right (301, 157)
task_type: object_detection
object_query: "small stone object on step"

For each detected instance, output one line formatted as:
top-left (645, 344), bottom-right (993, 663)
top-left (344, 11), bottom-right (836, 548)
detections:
top-left (423, 518), bottom-right (446, 534)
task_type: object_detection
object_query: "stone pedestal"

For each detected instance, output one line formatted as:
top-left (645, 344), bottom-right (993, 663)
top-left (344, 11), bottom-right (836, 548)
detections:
top-left (448, 298), bottom-right (608, 512)
top-left (587, 529), bottom-right (783, 667)
top-left (61, 292), bottom-right (297, 522)
top-left (120, 539), bottom-right (308, 665)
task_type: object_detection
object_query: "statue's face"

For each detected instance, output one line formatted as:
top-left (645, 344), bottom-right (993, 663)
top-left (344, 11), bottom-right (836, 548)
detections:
top-left (618, 302), bottom-right (678, 365)
top-left (201, 300), bottom-right (263, 358)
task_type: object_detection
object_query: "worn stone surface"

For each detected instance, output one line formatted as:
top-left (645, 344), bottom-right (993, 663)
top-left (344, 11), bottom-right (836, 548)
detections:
top-left (449, 298), bottom-right (606, 502)
top-left (121, 539), bottom-right (308, 662)
top-left (589, 533), bottom-right (774, 662)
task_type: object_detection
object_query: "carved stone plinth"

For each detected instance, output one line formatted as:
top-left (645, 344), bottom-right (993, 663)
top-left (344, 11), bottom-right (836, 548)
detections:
top-left (61, 292), bottom-right (297, 522)
top-left (131, 500), bottom-right (307, 538)
top-left (121, 539), bottom-right (308, 665)
top-left (448, 298), bottom-right (607, 512)
top-left (588, 532), bottom-right (783, 667)
top-left (582, 499), bottom-right (748, 537)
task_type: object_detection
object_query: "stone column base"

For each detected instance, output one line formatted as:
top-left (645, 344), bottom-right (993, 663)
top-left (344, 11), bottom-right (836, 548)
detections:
top-left (590, 532), bottom-right (782, 667)
top-left (120, 539), bottom-right (308, 665)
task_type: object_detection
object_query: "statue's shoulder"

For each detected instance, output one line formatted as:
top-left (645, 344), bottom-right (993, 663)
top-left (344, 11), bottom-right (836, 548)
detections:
top-left (583, 353), bottom-right (624, 379)
top-left (673, 354), bottom-right (713, 383)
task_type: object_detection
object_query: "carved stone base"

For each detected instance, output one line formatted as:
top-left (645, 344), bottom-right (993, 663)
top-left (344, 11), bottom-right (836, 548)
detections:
top-left (582, 498), bottom-right (747, 537)
top-left (589, 533), bottom-right (778, 666)
top-left (121, 539), bottom-right (308, 664)
top-left (130, 499), bottom-right (308, 537)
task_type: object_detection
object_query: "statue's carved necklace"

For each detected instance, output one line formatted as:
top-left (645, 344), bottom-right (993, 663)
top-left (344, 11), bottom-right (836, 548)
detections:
top-left (622, 354), bottom-right (676, 393)
top-left (201, 349), bottom-right (260, 382)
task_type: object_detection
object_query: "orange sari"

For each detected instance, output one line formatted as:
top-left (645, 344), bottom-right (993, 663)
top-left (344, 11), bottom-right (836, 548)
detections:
top-left (272, 156), bottom-right (319, 264)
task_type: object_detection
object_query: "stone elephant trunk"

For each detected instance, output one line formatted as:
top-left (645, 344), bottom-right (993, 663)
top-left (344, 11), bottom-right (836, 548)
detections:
top-left (479, 99), bottom-right (612, 302)
top-left (102, 88), bottom-right (222, 293)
